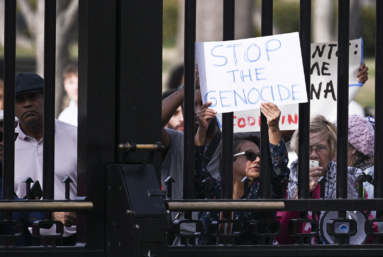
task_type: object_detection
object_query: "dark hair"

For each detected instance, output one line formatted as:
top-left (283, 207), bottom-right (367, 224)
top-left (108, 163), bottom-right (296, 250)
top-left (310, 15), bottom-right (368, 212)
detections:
top-left (167, 65), bottom-right (184, 90)
top-left (162, 89), bottom-right (177, 100)
top-left (63, 63), bottom-right (78, 79)
top-left (350, 143), bottom-right (371, 168)
top-left (233, 133), bottom-right (260, 161)
top-left (353, 151), bottom-right (370, 167)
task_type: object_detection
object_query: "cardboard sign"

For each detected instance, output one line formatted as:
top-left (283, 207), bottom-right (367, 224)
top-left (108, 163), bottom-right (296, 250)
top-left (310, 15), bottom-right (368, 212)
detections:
top-left (216, 104), bottom-right (298, 132)
top-left (310, 38), bottom-right (363, 121)
top-left (196, 32), bottom-right (308, 113)
top-left (214, 38), bottom-right (363, 132)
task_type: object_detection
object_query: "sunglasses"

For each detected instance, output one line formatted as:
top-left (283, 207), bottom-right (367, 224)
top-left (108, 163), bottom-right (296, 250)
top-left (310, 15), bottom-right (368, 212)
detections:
top-left (233, 151), bottom-right (261, 162)
top-left (0, 131), bottom-right (19, 143)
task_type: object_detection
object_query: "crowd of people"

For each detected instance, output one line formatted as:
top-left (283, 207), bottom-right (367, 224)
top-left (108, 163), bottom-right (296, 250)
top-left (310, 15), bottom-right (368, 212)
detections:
top-left (161, 62), bottom-right (377, 245)
top-left (0, 56), bottom-right (375, 246)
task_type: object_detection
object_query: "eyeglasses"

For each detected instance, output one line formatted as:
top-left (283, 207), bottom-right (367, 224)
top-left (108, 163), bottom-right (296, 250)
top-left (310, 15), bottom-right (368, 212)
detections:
top-left (0, 131), bottom-right (19, 143)
top-left (233, 151), bottom-right (261, 162)
top-left (309, 145), bottom-right (329, 155)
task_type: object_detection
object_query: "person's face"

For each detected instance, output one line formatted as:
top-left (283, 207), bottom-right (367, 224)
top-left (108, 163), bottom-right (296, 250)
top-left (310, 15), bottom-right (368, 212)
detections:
top-left (15, 93), bottom-right (44, 130)
top-left (233, 140), bottom-right (261, 180)
top-left (166, 106), bottom-right (184, 132)
top-left (64, 74), bottom-right (78, 103)
top-left (309, 132), bottom-right (331, 170)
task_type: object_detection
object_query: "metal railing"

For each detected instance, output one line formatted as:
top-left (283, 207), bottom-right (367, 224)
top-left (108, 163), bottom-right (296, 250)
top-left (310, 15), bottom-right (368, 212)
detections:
top-left (167, 0), bottom-right (383, 256)
top-left (1, 0), bottom-right (382, 256)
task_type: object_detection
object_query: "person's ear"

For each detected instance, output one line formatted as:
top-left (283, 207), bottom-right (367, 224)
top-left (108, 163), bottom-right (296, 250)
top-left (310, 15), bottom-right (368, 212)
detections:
top-left (351, 147), bottom-right (357, 155)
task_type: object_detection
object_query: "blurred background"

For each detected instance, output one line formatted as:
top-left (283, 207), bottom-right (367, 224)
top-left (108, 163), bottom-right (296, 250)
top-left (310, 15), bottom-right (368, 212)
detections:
top-left (163, 0), bottom-right (377, 116)
top-left (0, 0), bottom-right (377, 117)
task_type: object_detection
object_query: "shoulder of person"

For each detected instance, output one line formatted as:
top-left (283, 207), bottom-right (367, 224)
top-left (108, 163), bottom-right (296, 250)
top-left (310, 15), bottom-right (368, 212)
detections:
top-left (55, 120), bottom-right (77, 137)
top-left (164, 127), bottom-right (183, 140)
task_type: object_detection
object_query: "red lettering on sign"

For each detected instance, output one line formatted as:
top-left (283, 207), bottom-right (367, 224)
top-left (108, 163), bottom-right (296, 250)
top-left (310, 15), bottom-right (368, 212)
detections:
top-left (288, 114), bottom-right (298, 124)
top-left (282, 115), bottom-right (285, 124)
top-left (248, 116), bottom-right (256, 126)
top-left (233, 116), bottom-right (237, 126)
top-left (238, 118), bottom-right (246, 128)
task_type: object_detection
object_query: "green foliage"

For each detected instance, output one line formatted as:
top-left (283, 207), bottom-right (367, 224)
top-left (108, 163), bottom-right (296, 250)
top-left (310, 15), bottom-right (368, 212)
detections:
top-left (361, 7), bottom-right (376, 57)
top-left (273, 1), bottom-right (300, 34)
top-left (163, 0), bottom-right (178, 48)
top-left (354, 57), bottom-right (375, 108)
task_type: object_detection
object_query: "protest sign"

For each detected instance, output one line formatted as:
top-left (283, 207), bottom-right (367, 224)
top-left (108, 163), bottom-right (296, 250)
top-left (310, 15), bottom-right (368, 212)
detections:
top-left (196, 32), bottom-right (308, 113)
top-left (214, 38), bottom-right (363, 132)
top-left (216, 104), bottom-right (298, 133)
top-left (310, 38), bottom-right (363, 121)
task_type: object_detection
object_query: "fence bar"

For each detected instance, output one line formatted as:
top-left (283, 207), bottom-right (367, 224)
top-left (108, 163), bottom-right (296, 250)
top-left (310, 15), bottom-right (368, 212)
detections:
top-left (0, 201), bottom-right (93, 212)
top-left (166, 198), bottom-right (383, 211)
top-left (375, 0), bottom-right (383, 200)
top-left (43, 0), bottom-right (56, 200)
top-left (169, 246), bottom-right (383, 257)
top-left (221, 0), bottom-right (235, 200)
top-left (336, 0), bottom-right (349, 199)
top-left (167, 201), bottom-right (284, 211)
top-left (3, 0), bottom-right (16, 200)
top-left (260, 0), bottom-right (273, 199)
top-left (183, 0), bottom-right (196, 199)
top-left (297, 1), bottom-right (311, 199)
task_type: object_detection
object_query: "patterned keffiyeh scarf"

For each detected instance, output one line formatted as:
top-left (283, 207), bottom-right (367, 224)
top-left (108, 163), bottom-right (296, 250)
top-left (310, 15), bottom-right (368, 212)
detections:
top-left (288, 159), bottom-right (359, 199)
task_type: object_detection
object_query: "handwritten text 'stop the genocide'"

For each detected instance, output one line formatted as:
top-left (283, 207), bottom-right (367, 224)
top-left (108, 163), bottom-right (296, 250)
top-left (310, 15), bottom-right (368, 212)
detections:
top-left (196, 32), bottom-right (308, 113)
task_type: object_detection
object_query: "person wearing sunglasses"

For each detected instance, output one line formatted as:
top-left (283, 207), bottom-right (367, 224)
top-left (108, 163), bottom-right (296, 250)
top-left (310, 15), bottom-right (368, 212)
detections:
top-left (193, 101), bottom-right (290, 245)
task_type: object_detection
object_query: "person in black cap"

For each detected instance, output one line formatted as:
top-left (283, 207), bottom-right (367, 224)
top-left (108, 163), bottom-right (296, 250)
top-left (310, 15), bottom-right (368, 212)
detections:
top-left (13, 73), bottom-right (78, 246)
top-left (14, 73), bottom-right (45, 141)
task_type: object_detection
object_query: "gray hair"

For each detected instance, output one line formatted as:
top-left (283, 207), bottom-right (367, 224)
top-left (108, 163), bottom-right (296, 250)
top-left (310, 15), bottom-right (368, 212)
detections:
top-left (290, 115), bottom-right (337, 159)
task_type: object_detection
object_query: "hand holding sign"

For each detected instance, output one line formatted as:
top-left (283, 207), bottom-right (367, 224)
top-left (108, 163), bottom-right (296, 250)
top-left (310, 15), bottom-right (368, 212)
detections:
top-left (260, 102), bottom-right (281, 130)
top-left (310, 38), bottom-right (364, 121)
top-left (260, 102), bottom-right (282, 144)
top-left (357, 62), bottom-right (368, 84)
top-left (195, 102), bottom-right (217, 146)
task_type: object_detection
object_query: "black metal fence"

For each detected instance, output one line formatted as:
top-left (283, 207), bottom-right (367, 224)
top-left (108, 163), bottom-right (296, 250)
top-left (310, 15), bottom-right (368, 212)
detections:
top-left (168, 0), bottom-right (383, 256)
top-left (0, 0), bottom-right (382, 256)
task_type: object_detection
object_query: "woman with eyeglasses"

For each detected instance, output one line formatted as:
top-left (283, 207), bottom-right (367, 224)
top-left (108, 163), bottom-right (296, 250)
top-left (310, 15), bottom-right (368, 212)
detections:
top-left (288, 115), bottom-right (360, 199)
top-left (276, 115), bottom-right (368, 245)
top-left (194, 102), bottom-right (290, 245)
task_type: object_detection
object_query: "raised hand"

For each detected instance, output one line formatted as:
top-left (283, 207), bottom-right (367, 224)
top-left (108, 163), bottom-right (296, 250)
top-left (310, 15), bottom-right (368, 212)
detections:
top-left (357, 62), bottom-right (368, 84)
top-left (196, 102), bottom-right (216, 131)
top-left (260, 102), bottom-right (281, 129)
top-left (195, 102), bottom-right (217, 146)
top-left (260, 102), bottom-right (282, 145)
